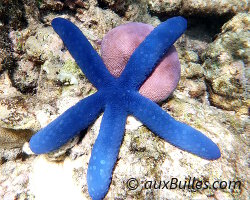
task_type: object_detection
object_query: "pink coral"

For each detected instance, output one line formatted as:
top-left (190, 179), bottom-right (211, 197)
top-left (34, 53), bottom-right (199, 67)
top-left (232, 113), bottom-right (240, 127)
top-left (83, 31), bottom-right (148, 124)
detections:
top-left (101, 22), bottom-right (181, 102)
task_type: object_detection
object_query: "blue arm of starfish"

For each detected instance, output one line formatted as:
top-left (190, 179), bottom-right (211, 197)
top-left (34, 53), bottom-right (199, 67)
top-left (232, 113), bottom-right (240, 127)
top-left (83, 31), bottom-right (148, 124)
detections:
top-left (87, 104), bottom-right (127, 200)
top-left (29, 92), bottom-right (104, 154)
top-left (29, 16), bottom-right (220, 200)
top-left (129, 92), bottom-right (221, 160)
top-left (119, 16), bottom-right (187, 90)
top-left (52, 18), bottom-right (115, 89)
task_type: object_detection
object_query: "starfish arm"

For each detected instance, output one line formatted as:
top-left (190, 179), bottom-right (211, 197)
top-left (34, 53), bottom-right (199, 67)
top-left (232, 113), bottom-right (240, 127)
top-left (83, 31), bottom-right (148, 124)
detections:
top-left (29, 92), bottom-right (104, 154)
top-left (118, 16), bottom-right (187, 90)
top-left (52, 18), bottom-right (114, 89)
top-left (87, 104), bottom-right (127, 200)
top-left (128, 93), bottom-right (221, 160)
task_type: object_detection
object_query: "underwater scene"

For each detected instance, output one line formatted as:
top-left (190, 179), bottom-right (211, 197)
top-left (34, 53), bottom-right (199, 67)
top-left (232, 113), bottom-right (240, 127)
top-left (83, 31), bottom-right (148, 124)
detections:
top-left (0, 0), bottom-right (249, 200)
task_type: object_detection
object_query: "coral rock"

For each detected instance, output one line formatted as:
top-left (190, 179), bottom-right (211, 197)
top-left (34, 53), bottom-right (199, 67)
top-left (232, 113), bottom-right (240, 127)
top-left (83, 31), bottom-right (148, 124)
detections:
top-left (203, 13), bottom-right (249, 111)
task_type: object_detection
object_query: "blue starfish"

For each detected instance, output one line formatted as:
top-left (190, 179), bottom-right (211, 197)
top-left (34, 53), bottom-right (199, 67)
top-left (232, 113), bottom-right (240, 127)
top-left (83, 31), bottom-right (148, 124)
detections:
top-left (29, 16), bottom-right (220, 200)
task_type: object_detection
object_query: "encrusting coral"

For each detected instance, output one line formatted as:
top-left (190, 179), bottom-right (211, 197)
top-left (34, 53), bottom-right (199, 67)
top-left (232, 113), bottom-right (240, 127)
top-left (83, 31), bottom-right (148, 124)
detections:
top-left (29, 16), bottom-right (220, 200)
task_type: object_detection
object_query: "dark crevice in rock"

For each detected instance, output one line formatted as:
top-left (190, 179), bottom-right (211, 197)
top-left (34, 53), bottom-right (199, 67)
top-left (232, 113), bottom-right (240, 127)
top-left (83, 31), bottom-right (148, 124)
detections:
top-left (0, 0), bottom-right (28, 30)
top-left (8, 63), bottom-right (41, 95)
top-left (0, 157), bottom-right (7, 165)
top-left (77, 129), bottom-right (88, 144)
top-left (97, 0), bottom-right (130, 17)
top-left (10, 79), bottom-right (39, 95)
top-left (21, 151), bottom-right (32, 161)
top-left (204, 78), bottom-right (213, 104)
top-left (185, 15), bottom-right (233, 42)
top-left (97, 0), bottom-right (109, 10)
top-left (0, 26), bottom-right (17, 75)
top-left (150, 13), bottom-right (233, 42)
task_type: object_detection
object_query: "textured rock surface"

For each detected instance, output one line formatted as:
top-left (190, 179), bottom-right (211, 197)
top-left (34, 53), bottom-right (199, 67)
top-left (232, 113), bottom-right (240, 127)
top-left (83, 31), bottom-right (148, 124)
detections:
top-left (0, 127), bottom-right (33, 149)
top-left (0, 1), bottom-right (248, 200)
top-left (203, 13), bottom-right (249, 112)
top-left (98, 0), bottom-right (160, 24)
top-left (0, 71), bottom-right (40, 133)
top-left (147, 0), bottom-right (249, 16)
top-left (100, 0), bottom-right (249, 18)
top-left (0, 159), bottom-right (35, 200)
